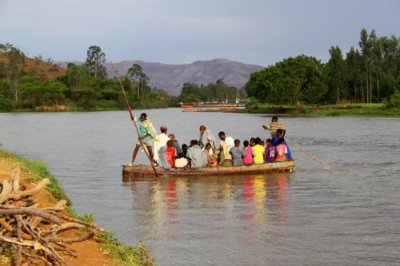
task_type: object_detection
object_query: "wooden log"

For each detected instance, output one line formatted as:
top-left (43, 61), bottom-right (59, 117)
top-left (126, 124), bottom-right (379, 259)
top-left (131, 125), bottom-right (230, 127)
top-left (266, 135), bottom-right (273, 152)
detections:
top-left (53, 212), bottom-right (105, 232)
top-left (0, 180), bottom-right (12, 197)
top-left (48, 232), bottom-right (94, 244)
top-left (41, 223), bottom-right (85, 237)
top-left (11, 166), bottom-right (21, 194)
top-left (0, 207), bottom-right (62, 225)
top-left (15, 215), bottom-right (22, 266)
top-left (32, 200), bottom-right (67, 228)
top-left (0, 178), bottom-right (50, 204)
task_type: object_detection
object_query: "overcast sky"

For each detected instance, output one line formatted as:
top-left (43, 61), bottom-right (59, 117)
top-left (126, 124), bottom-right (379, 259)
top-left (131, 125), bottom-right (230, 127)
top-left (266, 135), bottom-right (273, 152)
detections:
top-left (0, 0), bottom-right (399, 66)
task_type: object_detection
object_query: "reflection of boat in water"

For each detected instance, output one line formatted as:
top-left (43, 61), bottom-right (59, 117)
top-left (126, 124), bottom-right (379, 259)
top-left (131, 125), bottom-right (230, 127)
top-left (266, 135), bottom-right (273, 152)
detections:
top-left (122, 160), bottom-right (295, 178)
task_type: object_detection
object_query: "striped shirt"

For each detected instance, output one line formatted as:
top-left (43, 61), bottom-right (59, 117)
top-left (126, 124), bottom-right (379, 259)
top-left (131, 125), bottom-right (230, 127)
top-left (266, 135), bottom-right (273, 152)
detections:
top-left (264, 121), bottom-right (285, 136)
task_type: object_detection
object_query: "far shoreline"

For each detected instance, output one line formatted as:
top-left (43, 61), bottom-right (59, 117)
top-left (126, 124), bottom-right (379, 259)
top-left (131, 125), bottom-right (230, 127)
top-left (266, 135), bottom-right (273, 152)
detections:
top-left (1, 103), bottom-right (400, 117)
top-left (181, 103), bottom-right (400, 117)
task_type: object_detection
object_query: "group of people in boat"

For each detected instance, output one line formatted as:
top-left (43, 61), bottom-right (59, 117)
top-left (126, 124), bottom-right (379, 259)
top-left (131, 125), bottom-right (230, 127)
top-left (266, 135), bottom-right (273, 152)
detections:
top-left (130, 113), bottom-right (293, 169)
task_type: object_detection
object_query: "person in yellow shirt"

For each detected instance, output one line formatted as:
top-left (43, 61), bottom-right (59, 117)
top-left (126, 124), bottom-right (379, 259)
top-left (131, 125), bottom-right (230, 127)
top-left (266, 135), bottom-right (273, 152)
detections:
top-left (252, 137), bottom-right (265, 164)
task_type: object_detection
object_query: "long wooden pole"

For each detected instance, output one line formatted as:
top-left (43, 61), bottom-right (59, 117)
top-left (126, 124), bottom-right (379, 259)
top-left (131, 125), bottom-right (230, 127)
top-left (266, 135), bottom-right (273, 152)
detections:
top-left (111, 63), bottom-right (158, 176)
top-left (286, 140), bottom-right (331, 170)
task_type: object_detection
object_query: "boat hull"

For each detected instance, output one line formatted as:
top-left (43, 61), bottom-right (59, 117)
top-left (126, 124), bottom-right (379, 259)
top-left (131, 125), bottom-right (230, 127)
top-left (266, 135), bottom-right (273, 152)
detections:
top-left (122, 160), bottom-right (295, 178)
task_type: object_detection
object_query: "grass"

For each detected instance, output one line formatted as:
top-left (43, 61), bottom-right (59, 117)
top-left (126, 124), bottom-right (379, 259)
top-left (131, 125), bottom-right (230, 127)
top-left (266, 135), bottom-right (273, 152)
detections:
top-left (96, 231), bottom-right (154, 266)
top-left (245, 103), bottom-right (400, 117)
top-left (0, 149), bottom-right (71, 206)
top-left (0, 148), bottom-right (154, 265)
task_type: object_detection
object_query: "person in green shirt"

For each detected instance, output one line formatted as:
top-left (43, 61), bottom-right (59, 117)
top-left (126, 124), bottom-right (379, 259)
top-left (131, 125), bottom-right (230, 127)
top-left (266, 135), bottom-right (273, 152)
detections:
top-left (131, 113), bottom-right (157, 164)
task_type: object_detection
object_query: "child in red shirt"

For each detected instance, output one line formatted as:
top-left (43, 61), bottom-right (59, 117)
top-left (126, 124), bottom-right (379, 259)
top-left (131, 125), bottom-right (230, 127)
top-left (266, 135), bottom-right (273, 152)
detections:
top-left (166, 140), bottom-right (176, 168)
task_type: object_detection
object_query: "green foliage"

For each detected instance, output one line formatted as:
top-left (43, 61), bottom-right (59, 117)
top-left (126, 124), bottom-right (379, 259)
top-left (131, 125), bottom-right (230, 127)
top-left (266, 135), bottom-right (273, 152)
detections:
top-left (0, 44), bottom-right (173, 111)
top-left (178, 79), bottom-right (242, 103)
top-left (85, 45), bottom-right (107, 79)
top-left (386, 90), bottom-right (400, 107)
top-left (246, 55), bottom-right (327, 105)
top-left (246, 29), bottom-right (400, 106)
top-left (0, 97), bottom-right (12, 111)
top-left (325, 46), bottom-right (346, 103)
top-left (97, 231), bottom-right (154, 266)
top-left (127, 64), bottom-right (149, 101)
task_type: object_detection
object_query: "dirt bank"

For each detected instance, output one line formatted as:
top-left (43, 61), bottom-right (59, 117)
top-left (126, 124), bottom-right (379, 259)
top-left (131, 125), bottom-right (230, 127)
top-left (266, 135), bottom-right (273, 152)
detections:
top-left (0, 150), bottom-right (152, 265)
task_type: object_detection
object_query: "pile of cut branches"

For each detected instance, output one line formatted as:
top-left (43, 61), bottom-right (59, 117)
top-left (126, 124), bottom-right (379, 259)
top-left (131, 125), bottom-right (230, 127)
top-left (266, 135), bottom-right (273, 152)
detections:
top-left (0, 166), bottom-right (104, 266)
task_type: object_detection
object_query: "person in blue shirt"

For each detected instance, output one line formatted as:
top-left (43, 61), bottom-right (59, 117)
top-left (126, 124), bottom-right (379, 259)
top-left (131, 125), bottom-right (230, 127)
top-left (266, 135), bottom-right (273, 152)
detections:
top-left (272, 129), bottom-right (293, 160)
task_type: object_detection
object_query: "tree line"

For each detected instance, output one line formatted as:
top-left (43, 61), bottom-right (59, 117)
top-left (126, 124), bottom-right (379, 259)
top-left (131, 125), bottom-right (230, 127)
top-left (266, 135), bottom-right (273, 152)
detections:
top-left (177, 79), bottom-right (246, 104)
top-left (245, 29), bottom-right (400, 107)
top-left (0, 44), bottom-right (171, 111)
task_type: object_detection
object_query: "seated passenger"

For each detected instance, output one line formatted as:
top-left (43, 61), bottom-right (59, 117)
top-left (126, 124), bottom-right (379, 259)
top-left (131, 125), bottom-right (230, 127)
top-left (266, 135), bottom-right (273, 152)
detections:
top-left (165, 140), bottom-right (176, 168)
top-left (252, 137), bottom-right (265, 164)
top-left (187, 140), bottom-right (207, 168)
top-left (275, 138), bottom-right (288, 162)
top-left (203, 143), bottom-right (213, 163)
top-left (168, 134), bottom-right (184, 158)
top-left (230, 139), bottom-right (246, 167)
top-left (265, 138), bottom-right (276, 163)
top-left (242, 140), bottom-right (254, 166)
top-left (249, 137), bottom-right (256, 147)
top-left (157, 146), bottom-right (171, 170)
top-left (181, 144), bottom-right (188, 158)
top-left (273, 129), bottom-right (293, 160)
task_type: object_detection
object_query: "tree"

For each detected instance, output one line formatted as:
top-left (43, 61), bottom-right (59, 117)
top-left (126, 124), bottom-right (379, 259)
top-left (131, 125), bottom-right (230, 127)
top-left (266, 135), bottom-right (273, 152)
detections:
top-left (246, 55), bottom-right (327, 105)
top-left (127, 64), bottom-right (149, 101)
top-left (325, 46), bottom-right (346, 103)
top-left (345, 47), bottom-right (364, 102)
top-left (85, 45), bottom-right (106, 79)
top-left (6, 46), bottom-right (25, 103)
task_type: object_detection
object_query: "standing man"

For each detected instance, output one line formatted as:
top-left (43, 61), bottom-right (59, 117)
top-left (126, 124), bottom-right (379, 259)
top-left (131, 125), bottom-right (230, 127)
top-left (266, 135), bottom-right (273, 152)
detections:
top-left (218, 131), bottom-right (235, 166)
top-left (199, 125), bottom-right (216, 150)
top-left (131, 113), bottom-right (157, 164)
top-left (263, 116), bottom-right (286, 138)
top-left (153, 125), bottom-right (169, 164)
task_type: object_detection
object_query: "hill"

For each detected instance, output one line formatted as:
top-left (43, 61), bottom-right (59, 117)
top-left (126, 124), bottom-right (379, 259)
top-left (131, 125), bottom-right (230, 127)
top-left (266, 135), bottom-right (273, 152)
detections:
top-left (106, 59), bottom-right (263, 95)
top-left (0, 53), bottom-right (67, 80)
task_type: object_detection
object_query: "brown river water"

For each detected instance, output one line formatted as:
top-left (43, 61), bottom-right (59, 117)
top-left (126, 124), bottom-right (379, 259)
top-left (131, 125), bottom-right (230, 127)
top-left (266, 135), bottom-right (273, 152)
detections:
top-left (0, 109), bottom-right (399, 265)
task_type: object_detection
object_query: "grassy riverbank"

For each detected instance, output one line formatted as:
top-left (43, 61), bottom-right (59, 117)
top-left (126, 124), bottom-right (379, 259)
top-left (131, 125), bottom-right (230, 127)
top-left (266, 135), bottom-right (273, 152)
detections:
top-left (0, 148), bottom-right (153, 266)
top-left (244, 103), bottom-right (400, 117)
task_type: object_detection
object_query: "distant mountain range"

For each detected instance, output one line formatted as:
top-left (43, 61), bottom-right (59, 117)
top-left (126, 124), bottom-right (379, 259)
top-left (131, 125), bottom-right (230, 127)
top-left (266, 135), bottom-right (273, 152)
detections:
top-left (59, 59), bottom-right (264, 95)
top-left (107, 59), bottom-right (264, 95)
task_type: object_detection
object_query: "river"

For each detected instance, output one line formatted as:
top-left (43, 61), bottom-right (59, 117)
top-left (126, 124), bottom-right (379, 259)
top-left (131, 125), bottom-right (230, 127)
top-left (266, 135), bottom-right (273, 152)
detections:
top-left (0, 109), bottom-right (399, 265)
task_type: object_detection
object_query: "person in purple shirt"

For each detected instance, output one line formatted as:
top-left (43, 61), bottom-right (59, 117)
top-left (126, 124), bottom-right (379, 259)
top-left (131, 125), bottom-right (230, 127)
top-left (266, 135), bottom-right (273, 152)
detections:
top-left (265, 138), bottom-right (277, 163)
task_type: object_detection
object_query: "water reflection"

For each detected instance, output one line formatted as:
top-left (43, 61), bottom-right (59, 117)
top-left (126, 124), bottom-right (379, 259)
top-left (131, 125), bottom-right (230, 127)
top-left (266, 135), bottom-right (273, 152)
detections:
top-left (124, 173), bottom-right (291, 242)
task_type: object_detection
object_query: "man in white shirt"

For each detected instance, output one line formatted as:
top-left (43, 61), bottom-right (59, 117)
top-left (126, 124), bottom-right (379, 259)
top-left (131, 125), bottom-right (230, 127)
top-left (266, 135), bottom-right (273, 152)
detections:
top-left (218, 131), bottom-right (234, 166)
top-left (153, 125), bottom-right (169, 163)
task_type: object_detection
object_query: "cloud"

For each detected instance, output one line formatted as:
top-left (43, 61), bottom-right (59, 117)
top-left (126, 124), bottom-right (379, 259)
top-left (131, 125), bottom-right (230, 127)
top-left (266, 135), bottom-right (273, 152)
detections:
top-left (1, 0), bottom-right (399, 65)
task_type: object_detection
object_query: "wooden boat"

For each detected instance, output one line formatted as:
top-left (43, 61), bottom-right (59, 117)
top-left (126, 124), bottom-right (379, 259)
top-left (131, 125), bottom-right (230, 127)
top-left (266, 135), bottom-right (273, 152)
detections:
top-left (122, 160), bottom-right (295, 178)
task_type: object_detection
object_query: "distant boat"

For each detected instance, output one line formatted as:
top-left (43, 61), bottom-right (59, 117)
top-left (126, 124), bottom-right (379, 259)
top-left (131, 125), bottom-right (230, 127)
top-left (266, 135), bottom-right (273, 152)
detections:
top-left (180, 103), bottom-right (194, 108)
top-left (180, 102), bottom-right (245, 108)
top-left (122, 160), bottom-right (295, 178)
top-left (179, 102), bottom-right (246, 112)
